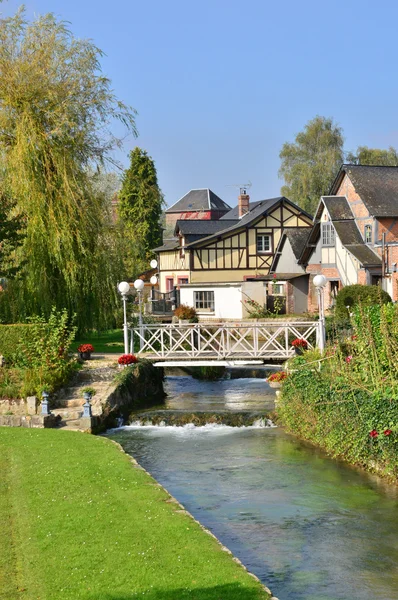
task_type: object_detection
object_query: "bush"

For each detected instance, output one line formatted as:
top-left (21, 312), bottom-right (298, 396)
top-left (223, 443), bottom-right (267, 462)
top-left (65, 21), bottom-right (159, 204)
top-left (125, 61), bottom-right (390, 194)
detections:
top-left (335, 284), bottom-right (391, 319)
top-left (0, 324), bottom-right (35, 358)
top-left (279, 303), bottom-right (398, 481)
top-left (174, 304), bottom-right (198, 322)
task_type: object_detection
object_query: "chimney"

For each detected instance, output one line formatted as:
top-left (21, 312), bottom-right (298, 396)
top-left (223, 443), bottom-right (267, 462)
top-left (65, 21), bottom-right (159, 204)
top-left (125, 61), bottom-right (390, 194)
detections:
top-left (238, 189), bottom-right (250, 218)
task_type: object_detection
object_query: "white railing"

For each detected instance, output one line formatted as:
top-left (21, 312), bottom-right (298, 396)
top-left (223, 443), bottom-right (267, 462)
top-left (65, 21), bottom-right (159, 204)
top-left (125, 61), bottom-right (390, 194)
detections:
top-left (129, 321), bottom-right (320, 360)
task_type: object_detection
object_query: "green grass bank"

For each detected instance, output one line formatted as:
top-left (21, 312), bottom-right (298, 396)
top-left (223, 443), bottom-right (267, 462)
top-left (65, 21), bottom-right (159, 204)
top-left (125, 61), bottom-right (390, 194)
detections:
top-left (0, 428), bottom-right (271, 600)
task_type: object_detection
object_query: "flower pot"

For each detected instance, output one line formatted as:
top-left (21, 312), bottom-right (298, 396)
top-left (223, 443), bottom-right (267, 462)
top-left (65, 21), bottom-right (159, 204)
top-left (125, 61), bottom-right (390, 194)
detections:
top-left (79, 351), bottom-right (92, 360)
top-left (294, 347), bottom-right (304, 356)
top-left (268, 381), bottom-right (281, 389)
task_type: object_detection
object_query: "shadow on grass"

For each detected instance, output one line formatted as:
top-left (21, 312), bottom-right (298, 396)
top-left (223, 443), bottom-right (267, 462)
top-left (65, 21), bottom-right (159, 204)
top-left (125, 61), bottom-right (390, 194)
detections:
top-left (87, 583), bottom-right (269, 599)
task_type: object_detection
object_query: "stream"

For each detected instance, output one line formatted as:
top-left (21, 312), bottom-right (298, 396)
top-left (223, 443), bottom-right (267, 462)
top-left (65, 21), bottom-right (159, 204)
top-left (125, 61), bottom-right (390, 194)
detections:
top-left (109, 376), bottom-right (398, 600)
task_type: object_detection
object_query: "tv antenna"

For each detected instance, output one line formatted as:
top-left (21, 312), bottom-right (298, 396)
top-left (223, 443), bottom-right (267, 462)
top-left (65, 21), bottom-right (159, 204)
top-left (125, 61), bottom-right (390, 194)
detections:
top-left (226, 181), bottom-right (252, 195)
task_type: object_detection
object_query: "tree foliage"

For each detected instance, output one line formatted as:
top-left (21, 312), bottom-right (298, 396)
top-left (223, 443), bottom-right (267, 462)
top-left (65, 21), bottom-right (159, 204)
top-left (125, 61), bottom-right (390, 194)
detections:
top-left (0, 193), bottom-right (25, 279)
top-left (0, 9), bottom-right (136, 330)
top-left (346, 146), bottom-right (398, 166)
top-left (279, 116), bottom-right (345, 215)
top-left (118, 147), bottom-right (164, 276)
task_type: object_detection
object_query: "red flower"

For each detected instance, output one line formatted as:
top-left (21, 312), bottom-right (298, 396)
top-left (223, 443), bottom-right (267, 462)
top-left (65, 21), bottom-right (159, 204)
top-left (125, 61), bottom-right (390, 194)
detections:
top-left (384, 429), bottom-right (392, 436)
top-left (291, 338), bottom-right (308, 349)
top-left (118, 354), bottom-right (138, 365)
top-left (345, 355), bottom-right (353, 364)
top-left (77, 343), bottom-right (95, 353)
top-left (267, 371), bottom-right (287, 383)
top-left (369, 430), bottom-right (379, 438)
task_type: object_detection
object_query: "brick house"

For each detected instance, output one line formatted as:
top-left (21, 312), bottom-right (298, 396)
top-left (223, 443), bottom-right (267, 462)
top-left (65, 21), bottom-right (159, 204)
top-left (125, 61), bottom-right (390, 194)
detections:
top-left (297, 165), bottom-right (398, 310)
top-left (165, 189), bottom-right (232, 228)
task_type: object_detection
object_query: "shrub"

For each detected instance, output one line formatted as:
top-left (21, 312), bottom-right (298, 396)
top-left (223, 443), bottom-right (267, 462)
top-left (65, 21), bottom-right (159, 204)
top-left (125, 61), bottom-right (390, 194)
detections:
top-left (335, 284), bottom-right (391, 319)
top-left (0, 324), bottom-right (36, 358)
top-left (174, 304), bottom-right (198, 322)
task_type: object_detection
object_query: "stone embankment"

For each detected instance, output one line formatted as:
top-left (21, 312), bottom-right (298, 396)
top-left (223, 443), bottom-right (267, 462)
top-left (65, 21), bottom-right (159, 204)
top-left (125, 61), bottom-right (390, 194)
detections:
top-left (0, 356), bottom-right (165, 432)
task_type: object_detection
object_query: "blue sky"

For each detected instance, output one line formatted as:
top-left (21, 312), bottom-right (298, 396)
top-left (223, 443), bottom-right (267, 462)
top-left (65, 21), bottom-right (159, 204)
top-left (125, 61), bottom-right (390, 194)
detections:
top-left (2, 0), bottom-right (398, 208)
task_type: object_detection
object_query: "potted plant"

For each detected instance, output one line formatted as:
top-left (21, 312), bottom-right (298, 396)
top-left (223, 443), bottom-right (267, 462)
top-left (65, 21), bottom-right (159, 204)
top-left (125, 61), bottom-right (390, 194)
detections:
top-left (174, 304), bottom-right (198, 325)
top-left (77, 343), bottom-right (95, 360)
top-left (291, 338), bottom-right (308, 355)
top-left (118, 354), bottom-right (138, 369)
top-left (266, 371), bottom-right (287, 388)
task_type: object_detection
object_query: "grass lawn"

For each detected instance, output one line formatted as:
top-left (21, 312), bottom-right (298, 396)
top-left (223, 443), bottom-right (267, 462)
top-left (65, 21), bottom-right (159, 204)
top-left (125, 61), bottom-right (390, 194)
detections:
top-left (0, 428), bottom-right (271, 600)
top-left (71, 329), bottom-right (125, 354)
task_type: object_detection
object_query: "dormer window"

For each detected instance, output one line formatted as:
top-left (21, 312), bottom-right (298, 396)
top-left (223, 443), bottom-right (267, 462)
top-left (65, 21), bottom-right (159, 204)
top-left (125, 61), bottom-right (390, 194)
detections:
top-left (321, 222), bottom-right (335, 247)
top-left (364, 224), bottom-right (372, 244)
top-left (179, 234), bottom-right (185, 258)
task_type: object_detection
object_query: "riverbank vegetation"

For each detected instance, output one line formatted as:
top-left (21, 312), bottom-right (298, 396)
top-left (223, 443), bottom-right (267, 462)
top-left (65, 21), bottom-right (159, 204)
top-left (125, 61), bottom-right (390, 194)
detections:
top-left (0, 309), bottom-right (79, 399)
top-left (279, 302), bottom-right (398, 481)
top-left (0, 428), bottom-right (270, 600)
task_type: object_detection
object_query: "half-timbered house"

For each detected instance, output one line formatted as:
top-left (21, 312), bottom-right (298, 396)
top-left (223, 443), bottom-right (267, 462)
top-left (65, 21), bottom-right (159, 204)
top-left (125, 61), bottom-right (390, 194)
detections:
top-left (154, 193), bottom-right (313, 318)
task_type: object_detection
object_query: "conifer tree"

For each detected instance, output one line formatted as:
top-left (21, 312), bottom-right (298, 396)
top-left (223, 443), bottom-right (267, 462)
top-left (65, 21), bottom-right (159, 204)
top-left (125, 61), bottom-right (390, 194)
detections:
top-left (118, 148), bottom-right (164, 276)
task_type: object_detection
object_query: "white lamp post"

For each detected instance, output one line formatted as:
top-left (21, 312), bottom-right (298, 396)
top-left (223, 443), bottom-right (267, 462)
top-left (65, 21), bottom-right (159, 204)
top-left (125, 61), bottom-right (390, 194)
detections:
top-left (134, 278), bottom-right (145, 350)
top-left (313, 274), bottom-right (327, 353)
top-left (118, 281), bottom-right (131, 354)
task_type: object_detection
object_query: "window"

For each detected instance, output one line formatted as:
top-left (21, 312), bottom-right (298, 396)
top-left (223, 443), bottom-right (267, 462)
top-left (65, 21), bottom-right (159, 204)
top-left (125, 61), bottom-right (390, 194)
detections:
top-left (272, 283), bottom-right (285, 295)
top-left (364, 224), bottom-right (372, 244)
top-left (257, 234), bottom-right (272, 253)
top-left (165, 277), bottom-right (174, 292)
top-left (177, 277), bottom-right (188, 286)
top-left (321, 222), bottom-right (335, 246)
top-left (194, 291), bottom-right (215, 311)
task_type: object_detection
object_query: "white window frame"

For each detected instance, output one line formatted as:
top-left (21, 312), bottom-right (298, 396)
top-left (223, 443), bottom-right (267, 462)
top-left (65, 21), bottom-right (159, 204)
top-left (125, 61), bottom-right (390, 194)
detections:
top-left (364, 224), bottom-right (372, 244)
top-left (256, 234), bottom-right (272, 254)
top-left (194, 290), bottom-right (215, 312)
top-left (321, 222), bottom-right (335, 247)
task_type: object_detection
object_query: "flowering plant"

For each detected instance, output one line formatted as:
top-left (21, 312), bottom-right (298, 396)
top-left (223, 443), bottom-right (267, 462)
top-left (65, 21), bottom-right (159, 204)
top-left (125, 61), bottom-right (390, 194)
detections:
top-left (267, 371), bottom-right (287, 383)
top-left (291, 338), bottom-right (308, 349)
top-left (77, 344), bottom-right (94, 353)
top-left (118, 354), bottom-right (138, 365)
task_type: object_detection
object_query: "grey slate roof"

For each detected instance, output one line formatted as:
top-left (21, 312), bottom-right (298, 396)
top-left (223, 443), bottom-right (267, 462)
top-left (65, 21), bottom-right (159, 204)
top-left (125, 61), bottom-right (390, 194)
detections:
top-left (322, 196), bottom-right (354, 220)
top-left (166, 189), bottom-right (231, 214)
top-left (285, 228), bottom-right (311, 260)
top-left (185, 198), bottom-right (284, 248)
top-left (330, 165), bottom-right (398, 217)
top-left (152, 239), bottom-right (179, 252)
top-left (220, 201), bottom-right (263, 219)
top-left (344, 245), bottom-right (382, 266)
top-left (174, 220), bottom-right (237, 236)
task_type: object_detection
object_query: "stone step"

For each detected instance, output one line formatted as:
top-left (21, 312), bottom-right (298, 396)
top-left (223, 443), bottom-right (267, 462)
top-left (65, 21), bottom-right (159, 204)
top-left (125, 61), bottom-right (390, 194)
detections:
top-left (57, 418), bottom-right (84, 430)
top-left (52, 408), bottom-right (83, 420)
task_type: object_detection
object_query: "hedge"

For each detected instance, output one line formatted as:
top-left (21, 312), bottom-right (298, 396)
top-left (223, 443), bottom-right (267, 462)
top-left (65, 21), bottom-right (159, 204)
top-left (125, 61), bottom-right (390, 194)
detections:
top-left (0, 324), bottom-right (35, 357)
top-left (335, 284), bottom-right (391, 319)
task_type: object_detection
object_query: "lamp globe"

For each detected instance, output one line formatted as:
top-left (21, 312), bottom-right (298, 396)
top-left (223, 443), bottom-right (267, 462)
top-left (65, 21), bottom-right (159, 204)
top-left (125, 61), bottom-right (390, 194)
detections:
top-left (118, 281), bottom-right (130, 294)
top-left (134, 279), bottom-right (145, 292)
top-left (313, 274), bottom-right (327, 288)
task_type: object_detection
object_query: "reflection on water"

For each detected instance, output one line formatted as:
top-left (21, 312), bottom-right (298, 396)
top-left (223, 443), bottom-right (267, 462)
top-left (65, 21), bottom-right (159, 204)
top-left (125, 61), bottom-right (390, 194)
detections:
top-left (164, 376), bottom-right (276, 412)
top-left (110, 377), bottom-right (398, 600)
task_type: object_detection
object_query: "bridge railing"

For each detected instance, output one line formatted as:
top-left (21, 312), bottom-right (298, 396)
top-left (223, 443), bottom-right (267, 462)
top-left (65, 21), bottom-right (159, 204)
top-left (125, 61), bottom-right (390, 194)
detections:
top-left (129, 321), bottom-right (320, 359)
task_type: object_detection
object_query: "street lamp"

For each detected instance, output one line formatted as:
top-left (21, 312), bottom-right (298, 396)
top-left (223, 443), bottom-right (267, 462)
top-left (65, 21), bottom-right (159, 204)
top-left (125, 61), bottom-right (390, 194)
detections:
top-left (134, 278), bottom-right (145, 350)
top-left (313, 274), bottom-right (327, 353)
top-left (118, 281), bottom-right (130, 354)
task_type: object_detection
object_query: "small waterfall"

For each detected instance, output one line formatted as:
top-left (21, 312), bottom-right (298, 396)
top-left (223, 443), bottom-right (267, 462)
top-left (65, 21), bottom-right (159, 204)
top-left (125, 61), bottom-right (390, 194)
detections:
top-left (125, 411), bottom-right (276, 429)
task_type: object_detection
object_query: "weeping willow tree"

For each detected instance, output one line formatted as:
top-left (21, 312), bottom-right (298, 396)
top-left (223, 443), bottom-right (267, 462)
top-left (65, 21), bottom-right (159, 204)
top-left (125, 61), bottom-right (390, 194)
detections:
top-left (0, 9), bottom-right (137, 330)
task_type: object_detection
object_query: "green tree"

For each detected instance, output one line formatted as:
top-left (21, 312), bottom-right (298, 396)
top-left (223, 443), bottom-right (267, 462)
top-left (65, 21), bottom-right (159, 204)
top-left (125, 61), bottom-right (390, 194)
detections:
top-left (0, 10), bottom-right (136, 330)
top-left (346, 146), bottom-right (398, 166)
top-left (279, 116), bottom-right (345, 215)
top-left (0, 194), bottom-right (25, 279)
top-left (118, 148), bottom-right (164, 275)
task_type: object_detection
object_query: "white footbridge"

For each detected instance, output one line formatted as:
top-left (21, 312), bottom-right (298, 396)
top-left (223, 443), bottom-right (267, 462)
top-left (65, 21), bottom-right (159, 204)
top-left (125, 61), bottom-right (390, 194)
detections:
top-left (129, 321), bottom-right (320, 366)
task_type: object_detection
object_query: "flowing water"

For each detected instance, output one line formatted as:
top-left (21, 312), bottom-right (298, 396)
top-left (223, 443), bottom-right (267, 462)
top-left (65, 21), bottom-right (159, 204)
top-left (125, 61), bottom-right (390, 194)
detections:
top-left (109, 376), bottom-right (398, 600)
